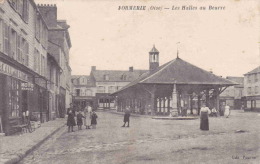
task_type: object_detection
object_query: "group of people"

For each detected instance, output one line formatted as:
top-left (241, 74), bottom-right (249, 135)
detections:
top-left (200, 104), bottom-right (231, 131)
top-left (67, 103), bottom-right (98, 133)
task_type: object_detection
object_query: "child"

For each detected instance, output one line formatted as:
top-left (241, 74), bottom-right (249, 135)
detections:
top-left (77, 111), bottom-right (85, 130)
top-left (91, 111), bottom-right (98, 129)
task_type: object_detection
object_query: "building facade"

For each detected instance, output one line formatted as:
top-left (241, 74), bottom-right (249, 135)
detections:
top-left (0, 0), bottom-right (49, 135)
top-left (89, 66), bottom-right (147, 110)
top-left (71, 75), bottom-right (96, 109)
top-left (220, 76), bottom-right (244, 110)
top-left (38, 4), bottom-right (72, 118)
top-left (244, 66), bottom-right (260, 112)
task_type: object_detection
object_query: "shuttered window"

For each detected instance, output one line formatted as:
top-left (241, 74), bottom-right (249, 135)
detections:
top-left (3, 22), bottom-right (9, 55)
top-left (10, 29), bottom-right (17, 59)
top-left (17, 35), bottom-right (22, 62)
top-left (0, 19), bottom-right (3, 52)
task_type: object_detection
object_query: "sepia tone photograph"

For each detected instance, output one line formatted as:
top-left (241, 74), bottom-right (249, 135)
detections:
top-left (0, 0), bottom-right (259, 163)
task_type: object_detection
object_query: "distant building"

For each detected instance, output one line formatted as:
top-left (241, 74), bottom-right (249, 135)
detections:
top-left (220, 76), bottom-right (244, 110)
top-left (243, 66), bottom-right (260, 112)
top-left (87, 66), bottom-right (147, 110)
top-left (71, 75), bottom-right (96, 109)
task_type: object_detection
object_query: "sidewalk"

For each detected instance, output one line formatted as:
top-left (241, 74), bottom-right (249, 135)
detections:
top-left (0, 118), bottom-right (66, 164)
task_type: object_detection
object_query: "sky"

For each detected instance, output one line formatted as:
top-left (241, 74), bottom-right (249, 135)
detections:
top-left (35, 0), bottom-right (260, 77)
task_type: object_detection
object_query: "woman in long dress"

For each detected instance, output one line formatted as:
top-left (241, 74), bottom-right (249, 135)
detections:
top-left (83, 106), bottom-right (89, 129)
top-left (67, 104), bottom-right (76, 132)
top-left (200, 104), bottom-right (211, 131)
top-left (91, 111), bottom-right (98, 129)
top-left (224, 104), bottom-right (230, 118)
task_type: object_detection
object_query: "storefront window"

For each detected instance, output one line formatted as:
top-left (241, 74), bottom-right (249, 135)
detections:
top-left (9, 78), bottom-right (21, 117)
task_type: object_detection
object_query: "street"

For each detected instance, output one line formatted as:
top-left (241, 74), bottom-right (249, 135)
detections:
top-left (20, 111), bottom-right (259, 164)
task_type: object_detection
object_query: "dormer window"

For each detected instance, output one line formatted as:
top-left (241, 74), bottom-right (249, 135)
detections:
top-left (104, 75), bottom-right (109, 81)
top-left (121, 74), bottom-right (127, 80)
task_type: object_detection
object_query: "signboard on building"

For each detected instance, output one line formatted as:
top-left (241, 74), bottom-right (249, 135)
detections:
top-left (0, 61), bottom-right (29, 82)
top-left (21, 82), bottom-right (34, 91)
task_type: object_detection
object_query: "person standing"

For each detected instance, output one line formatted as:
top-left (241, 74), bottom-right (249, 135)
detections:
top-left (91, 111), bottom-right (98, 129)
top-left (67, 103), bottom-right (76, 132)
top-left (88, 105), bottom-right (93, 128)
top-left (122, 107), bottom-right (131, 127)
top-left (224, 104), bottom-right (231, 118)
top-left (77, 111), bottom-right (85, 130)
top-left (200, 104), bottom-right (211, 131)
top-left (211, 107), bottom-right (218, 117)
top-left (83, 105), bottom-right (89, 129)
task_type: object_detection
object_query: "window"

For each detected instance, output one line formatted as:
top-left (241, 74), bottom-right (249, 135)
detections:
top-left (34, 49), bottom-right (40, 72)
top-left (17, 35), bottom-right (22, 62)
top-left (104, 75), bottom-right (109, 81)
top-left (35, 16), bottom-right (40, 40)
top-left (248, 76), bottom-right (251, 83)
top-left (86, 89), bottom-right (92, 96)
top-left (121, 74), bottom-right (127, 80)
top-left (0, 19), bottom-right (3, 51)
top-left (42, 55), bottom-right (45, 76)
top-left (8, 78), bottom-right (21, 117)
top-left (247, 87), bottom-right (251, 95)
top-left (22, 0), bottom-right (29, 23)
top-left (22, 39), bottom-right (29, 66)
top-left (76, 89), bottom-right (80, 96)
top-left (255, 86), bottom-right (258, 94)
top-left (8, 0), bottom-right (29, 23)
top-left (10, 29), bottom-right (17, 59)
top-left (255, 74), bottom-right (258, 82)
top-left (108, 86), bottom-right (115, 93)
top-left (97, 86), bottom-right (105, 93)
top-left (3, 22), bottom-right (9, 55)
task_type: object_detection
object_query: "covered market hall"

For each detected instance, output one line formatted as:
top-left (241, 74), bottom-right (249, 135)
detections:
top-left (112, 53), bottom-right (236, 116)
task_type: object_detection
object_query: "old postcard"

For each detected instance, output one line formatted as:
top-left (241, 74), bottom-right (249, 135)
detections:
top-left (0, 0), bottom-right (259, 164)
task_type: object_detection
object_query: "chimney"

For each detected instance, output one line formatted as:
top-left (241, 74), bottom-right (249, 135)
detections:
top-left (129, 66), bottom-right (133, 72)
top-left (91, 66), bottom-right (96, 71)
top-left (37, 4), bottom-right (57, 28)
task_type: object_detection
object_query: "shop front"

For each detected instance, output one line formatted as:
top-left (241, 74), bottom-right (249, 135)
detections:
top-left (73, 96), bottom-right (95, 110)
top-left (0, 61), bottom-right (31, 135)
top-left (0, 60), bottom-right (48, 135)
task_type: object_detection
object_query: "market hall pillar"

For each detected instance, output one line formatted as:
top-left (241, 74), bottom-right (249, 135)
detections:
top-left (205, 89), bottom-right (210, 107)
top-left (170, 83), bottom-right (178, 117)
top-left (215, 88), bottom-right (220, 111)
top-left (198, 94), bottom-right (201, 115)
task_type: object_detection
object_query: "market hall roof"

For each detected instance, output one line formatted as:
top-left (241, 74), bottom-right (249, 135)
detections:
top-left (112, 57), bottom-right (237, 94)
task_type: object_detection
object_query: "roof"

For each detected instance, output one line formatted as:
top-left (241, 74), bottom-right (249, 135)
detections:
top-left (226, 76), bottom-right (244, 87)
top-left (113, 58), bottom-right (237, 94)
top-left (244, 66), bottom-right (260, 75)
top-left (149, 45), bottom-right (159, 53)
top-left (71, 75), bottom-right (89, 80)
top-left (92, 70), bottom-right (147, 82)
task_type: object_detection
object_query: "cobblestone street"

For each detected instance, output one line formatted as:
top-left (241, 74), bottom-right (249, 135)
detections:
top-left (19, 111), bottom-right (259, 164)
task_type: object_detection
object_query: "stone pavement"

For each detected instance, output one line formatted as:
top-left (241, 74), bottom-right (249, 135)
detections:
top-left (0, 118), bottom-right (66, 164)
